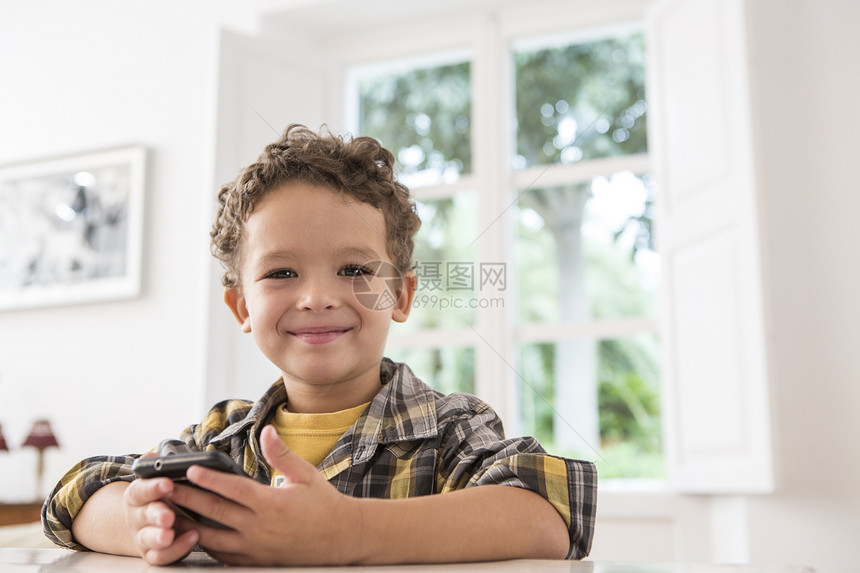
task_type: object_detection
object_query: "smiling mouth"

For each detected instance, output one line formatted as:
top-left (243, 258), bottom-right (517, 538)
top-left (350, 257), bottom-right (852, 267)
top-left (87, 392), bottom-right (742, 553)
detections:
top-left (288, 327), bottom-right (352, 345)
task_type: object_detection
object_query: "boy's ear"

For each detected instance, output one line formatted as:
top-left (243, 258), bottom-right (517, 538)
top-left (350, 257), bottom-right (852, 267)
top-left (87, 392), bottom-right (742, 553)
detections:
top-left (224, 288), bottom-right (252, 333)
top-left (392, 272), bottom-right (417, 323)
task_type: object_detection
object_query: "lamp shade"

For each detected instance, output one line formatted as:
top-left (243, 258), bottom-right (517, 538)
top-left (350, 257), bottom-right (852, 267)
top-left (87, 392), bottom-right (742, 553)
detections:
top-left (22, 419), bottom-right (60, 450)
top-left (0, 423), bottom-right (8, 452)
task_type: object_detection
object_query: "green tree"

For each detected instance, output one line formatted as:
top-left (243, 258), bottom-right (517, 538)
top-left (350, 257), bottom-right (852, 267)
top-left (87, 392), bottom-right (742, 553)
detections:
top-left (359, 62), bottom-right (471, 182)
top-left (515, 34), bottom-right (648, 166)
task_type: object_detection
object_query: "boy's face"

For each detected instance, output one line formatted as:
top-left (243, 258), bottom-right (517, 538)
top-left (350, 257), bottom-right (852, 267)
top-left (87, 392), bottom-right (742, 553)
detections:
top-left (224, 182), bottom-right (415, 409)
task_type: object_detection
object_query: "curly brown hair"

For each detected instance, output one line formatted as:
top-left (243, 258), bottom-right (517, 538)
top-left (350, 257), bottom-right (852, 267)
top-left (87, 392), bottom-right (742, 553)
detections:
top-left (210, 124), bottom-right (421, 288)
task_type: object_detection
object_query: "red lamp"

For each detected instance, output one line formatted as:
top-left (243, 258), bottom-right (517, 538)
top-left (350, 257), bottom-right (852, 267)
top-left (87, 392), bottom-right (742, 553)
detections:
top-left (0, 423), bottom-right (9, 452)
top-left (23, 419), bottom-right (60, 500)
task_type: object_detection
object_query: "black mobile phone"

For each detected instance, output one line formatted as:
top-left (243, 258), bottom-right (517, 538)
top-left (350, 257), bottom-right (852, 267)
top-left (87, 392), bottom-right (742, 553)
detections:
top-left (131, 451), bottom-right (248, 481)
top-left (131, 451), bottom-right (249, 529)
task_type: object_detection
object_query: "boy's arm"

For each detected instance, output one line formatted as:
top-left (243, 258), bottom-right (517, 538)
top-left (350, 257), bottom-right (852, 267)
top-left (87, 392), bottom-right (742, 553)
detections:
top-left (70, 482), bottom-right (135, 554)
top-left (42, 454), bottom-right (139, 549)
top-left (43, 404), bottom-right (245, 551)
top-left (42, 439), bottom-right (203, 562)
top-left (71, 478), bottom-right (199, 565)
top-left (171, 426), bottom-right (570, 566)
top-left (353, 482), bottom-right (569, 563)
top-left (435, 398), bottom-right (597, 559)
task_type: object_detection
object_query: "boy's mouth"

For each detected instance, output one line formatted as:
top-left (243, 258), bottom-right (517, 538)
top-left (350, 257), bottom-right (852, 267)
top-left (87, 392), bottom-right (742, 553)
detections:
top-left (288, 326), bottom-right (352, 345)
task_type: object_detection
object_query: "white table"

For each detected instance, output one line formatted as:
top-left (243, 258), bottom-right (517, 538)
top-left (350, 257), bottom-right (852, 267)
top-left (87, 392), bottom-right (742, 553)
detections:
top-left (0, 548), bottom-right (815, 572)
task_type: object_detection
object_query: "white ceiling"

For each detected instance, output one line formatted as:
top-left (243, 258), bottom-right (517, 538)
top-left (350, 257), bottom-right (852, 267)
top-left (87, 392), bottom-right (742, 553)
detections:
top-left (257, 0), bottom-right (533, 35)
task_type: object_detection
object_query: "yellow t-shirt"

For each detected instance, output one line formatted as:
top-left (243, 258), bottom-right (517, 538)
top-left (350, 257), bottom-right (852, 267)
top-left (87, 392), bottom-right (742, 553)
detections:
top-left (270, 401), bottom-right (370, 476)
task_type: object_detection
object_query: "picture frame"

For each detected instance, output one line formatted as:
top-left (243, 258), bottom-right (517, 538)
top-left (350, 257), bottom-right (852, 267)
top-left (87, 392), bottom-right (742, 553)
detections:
top-left (0, 146), bottom-right (146, 311)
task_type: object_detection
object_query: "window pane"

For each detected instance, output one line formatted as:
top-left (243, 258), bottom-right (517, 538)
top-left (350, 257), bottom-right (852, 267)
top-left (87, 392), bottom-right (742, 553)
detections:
top-left (397, 192), bottom-right (478, 331)
top-left (385, 346), bottom-right (475, 395)
top-left (357, 61), bottom-right (471, 188)
top-left (514, 32), bottom-right (647, 168)
top-left (518, 334), bottom-right (663, 479)
top-left (516, 172), bottom-right (658, 323)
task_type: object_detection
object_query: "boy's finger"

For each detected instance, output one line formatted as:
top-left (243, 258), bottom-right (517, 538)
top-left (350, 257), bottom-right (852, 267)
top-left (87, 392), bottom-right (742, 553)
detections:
top-left (145, 500), bottom-right (176, 528)
top-left (136, 523), bottom-right (174, 553)
top-left (142, 529), bottom-right (199, 566)
top-left (124, 477), bottom-right (173, 506)
top-left (182, 465), bottom-right (257, 509)
top-left (260, 425), bottom-right (318, 486)
top-left (167, 479), bottom-right (253, 529)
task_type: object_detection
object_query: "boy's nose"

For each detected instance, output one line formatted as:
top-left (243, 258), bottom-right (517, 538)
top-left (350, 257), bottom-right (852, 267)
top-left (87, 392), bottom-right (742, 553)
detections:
top-left (296, 276), bottom-right (340, 312)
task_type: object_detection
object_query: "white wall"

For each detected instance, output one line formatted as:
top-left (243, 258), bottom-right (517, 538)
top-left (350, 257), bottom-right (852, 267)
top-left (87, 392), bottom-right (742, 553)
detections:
top-left (745, 1), bottom-right (860, 571)
top-left (0, 0), bottom-right (258, 500)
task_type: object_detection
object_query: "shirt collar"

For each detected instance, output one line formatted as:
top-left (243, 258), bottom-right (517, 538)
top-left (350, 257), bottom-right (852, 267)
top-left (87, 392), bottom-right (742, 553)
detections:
top-left (347, 358), bottom-right (439, 466)
top-left (208, 358), bottom-right (439, 470)
top-left (210, 380), bottom-right (286, 442)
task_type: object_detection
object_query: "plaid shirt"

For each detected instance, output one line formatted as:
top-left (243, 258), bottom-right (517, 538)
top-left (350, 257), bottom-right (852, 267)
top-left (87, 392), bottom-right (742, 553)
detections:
top-left (43, 359), bottom-right (597, 559)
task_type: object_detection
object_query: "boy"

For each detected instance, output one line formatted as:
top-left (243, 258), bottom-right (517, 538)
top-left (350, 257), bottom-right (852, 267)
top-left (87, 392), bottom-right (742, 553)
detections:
top-left (43, 125), bottom-right (597, 566)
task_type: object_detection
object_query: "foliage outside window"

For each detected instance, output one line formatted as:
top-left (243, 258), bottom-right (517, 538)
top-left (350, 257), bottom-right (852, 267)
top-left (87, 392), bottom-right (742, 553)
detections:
top-left (357, 61), bottom-right (471, 188)
top-left (514, 32), bottom-right (661, 479)
top-left (354, 29), bottom-right (661, 480)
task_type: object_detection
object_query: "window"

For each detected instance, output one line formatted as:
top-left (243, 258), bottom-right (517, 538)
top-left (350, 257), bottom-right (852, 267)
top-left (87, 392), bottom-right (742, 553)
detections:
top-left (349, 27), bottom-right (661, 480)
top-left (512, 32), bottom-right (660, 478)
top-left (215, 0), bottom-right (773, 494)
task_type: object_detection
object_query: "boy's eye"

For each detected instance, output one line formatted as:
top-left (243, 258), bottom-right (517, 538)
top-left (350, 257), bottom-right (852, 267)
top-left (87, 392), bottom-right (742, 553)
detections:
top-left (339, 264), bottom-right (373, 277)
top-left (263, 269), bottom-right (296, 279)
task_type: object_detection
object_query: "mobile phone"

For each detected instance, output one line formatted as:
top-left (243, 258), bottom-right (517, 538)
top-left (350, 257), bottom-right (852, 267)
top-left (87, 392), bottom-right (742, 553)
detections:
top-left (131, 451), bottom-right (249, 529)
top-left (131, 451), bottom-right (248, 481)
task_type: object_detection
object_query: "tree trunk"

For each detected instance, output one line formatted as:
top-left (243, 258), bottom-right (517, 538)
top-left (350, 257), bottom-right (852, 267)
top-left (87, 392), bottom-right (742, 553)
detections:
top-left (523, 185), bottom-right (599, 454)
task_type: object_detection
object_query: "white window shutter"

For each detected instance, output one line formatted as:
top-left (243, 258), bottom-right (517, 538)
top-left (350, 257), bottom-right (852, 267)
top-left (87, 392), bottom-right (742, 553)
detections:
top-left (646, 0), bottom-right (774, 493)
top-left (213, 28), bottom-right (327, 176)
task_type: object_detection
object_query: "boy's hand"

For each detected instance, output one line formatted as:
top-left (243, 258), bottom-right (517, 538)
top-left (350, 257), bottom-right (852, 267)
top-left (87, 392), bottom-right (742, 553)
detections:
top-left (123, 460), bottom-right (199, 565)
top-left (169, 425), bottom-right (361, 566)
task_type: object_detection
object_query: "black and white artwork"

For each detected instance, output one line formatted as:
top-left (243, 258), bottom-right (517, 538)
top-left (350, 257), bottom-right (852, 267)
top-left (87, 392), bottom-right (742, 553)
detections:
top-left (0, 147), bottom-right (145, 310)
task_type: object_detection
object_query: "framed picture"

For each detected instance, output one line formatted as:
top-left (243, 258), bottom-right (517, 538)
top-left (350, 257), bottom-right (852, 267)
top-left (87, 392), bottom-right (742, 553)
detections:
top-left (0, 146), bottom-right (146, 311)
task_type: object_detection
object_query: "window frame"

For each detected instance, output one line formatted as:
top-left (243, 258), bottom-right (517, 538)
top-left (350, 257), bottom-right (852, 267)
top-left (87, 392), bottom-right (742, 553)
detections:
top-left (335, 4), bottom-right (659, 481)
